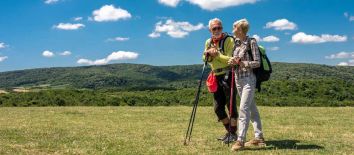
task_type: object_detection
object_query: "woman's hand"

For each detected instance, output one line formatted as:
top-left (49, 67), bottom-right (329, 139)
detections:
top-left (228, 57), bottom-right (241, 65)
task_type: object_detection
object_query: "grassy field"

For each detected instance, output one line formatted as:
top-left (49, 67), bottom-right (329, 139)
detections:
top-left (0, 106), bottom-right (353, 154)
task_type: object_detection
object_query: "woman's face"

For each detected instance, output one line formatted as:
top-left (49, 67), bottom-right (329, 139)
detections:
top-left (233, 25), bottom-right (242, 37)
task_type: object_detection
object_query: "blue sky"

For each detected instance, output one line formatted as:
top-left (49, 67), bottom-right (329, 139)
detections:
top-left (0, 0), bottom-right (353, 72)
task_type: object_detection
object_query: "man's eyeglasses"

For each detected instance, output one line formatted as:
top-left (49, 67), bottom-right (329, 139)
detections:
top-left (211, 26), bottom-right (222, 31)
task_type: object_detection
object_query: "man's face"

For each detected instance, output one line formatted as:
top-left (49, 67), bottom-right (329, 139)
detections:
top-left (209, 22), bottom-right (223, 38)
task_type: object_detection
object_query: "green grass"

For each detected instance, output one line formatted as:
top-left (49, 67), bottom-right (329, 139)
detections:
top-left (0, 106), bottom-right (353, 154)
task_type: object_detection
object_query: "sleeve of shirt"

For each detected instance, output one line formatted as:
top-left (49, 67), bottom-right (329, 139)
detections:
top-left (202, 39), bottom-right (213, 62)
top-left (243, 39), bottom-right (261, 69)
top-left (214, 37), bottom-right (234, 64)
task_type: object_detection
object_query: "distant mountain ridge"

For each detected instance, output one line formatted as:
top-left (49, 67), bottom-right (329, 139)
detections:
top-left (0, 62), bottom-right (353, 89)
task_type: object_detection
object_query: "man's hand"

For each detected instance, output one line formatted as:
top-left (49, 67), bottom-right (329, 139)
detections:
top-left (204, 47), bottom-right (219, 58)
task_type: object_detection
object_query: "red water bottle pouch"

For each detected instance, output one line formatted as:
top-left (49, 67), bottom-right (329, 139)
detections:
top-left (206, 71), bottom-right (218, 93)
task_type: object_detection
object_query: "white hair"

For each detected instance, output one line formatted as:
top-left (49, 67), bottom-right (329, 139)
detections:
top-left (233, 18), bottom-right (249, 34)
top-left (208, 18), bottom-right (222, 29)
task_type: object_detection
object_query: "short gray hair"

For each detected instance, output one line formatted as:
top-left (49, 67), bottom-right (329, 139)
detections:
top-left (208, 18), bottom-right (222, 29)
top-left (233, 19), bottom-right (249, 34)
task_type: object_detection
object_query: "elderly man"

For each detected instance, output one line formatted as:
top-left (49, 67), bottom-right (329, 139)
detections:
top-left (203, 18), bottom-right (238, 144)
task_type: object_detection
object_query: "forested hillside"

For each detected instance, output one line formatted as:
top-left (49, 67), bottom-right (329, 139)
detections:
top-left (0, 63), bottom-right (353, 107)
top-left (0, 62), bottom-right (353, 89)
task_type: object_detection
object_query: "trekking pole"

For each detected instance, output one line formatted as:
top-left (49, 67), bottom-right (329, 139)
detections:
top-left (184, 54), bottom-right (209, 145)
top-left (228, 65), bottom-right (235, 147)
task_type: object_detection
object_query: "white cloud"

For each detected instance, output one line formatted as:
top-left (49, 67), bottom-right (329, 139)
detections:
top-left (291, 32), bottom-right (347, 44)
top-left (268, 46), bottom-right (280, 51)
top-left (77, 51), bottom-right (138, 65)
top-left (350, 16), bottom-right (354, 21)
top-left (148, 32), bottom-right (161, 38)
top-left (186, 0), bottom-right (257, 11)
top-left (107, 37), bottom-right (130, 42)
top-left (91, 5), bottom-right (132, 22)
top-left (344, 12), bottom-right (349, 18)
top-left (252, 35), bottom-right (261, 42)
top-left (44, 0), bottom-right (59, 4)
top-left (262, 35), bottom-right (280, 42)
top-left (54, 23), bottom-right (85, 30)
top-left (252, 35), bottom-right (279, 42)
top-left (0, 56), bottom-right (8, 62)
top-left (344, 12), bottom-right (354, 21)
top-left (74, 17), bottom-right (83, 21)
top-left (77, 59), bottom-right (94, 65)
top-left (0, 42), bottom-right (6, 49)
top-left (337, 62), bottom-right (349, 66)
top-left (337, 60), bottom-right (354, 66)
top-left (149, 19), bottom-right (205, 38)
top-left (42, 50), bottom-right (55, 58)
top-left (325, 52), bottom-right (354, 59)
top-left (157, 0), bottom-right (258, 11)
top-left (326, 51), bottom-right (354, 66)
top-left (265, 19), bottom-right (297, 31)
top-left (59, 51), bottom-right (72, 56)
top-left (158, 0), bottom-right (182, 7)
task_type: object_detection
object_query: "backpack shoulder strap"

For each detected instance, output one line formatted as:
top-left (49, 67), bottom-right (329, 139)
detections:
top-left (247, 37), bottom-right (255, 61)
top-left (219, 33), bottom-right (235, 55)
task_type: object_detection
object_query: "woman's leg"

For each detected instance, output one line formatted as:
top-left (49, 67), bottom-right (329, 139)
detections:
top-left (250, 97), bottom-right (263, 139)
top-left (248, 74), bottom-right (263, 139)
top-left (237, 78), bottom-right (254, 142)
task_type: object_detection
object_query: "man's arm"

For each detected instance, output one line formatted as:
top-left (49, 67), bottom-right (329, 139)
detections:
top-left (203, 39), bottom-right (213, 62)
top-left (214, 37), bottom-right (234, 64)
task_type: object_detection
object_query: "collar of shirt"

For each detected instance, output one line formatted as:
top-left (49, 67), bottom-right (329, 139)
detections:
top-left (235, 36), bottom-right (250, 46)
top-left (235, 36), bottom-right (250, 58)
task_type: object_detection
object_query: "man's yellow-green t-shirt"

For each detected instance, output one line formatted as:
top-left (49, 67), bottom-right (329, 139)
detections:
top-left (202, 35), bottom-right (235, 75)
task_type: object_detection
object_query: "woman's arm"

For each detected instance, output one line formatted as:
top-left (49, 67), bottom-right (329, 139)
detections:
top-left (242, 39), bottom-right (260, 69)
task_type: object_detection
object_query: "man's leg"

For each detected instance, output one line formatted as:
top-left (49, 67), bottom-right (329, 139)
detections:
top-left (214, 75), bottom-right (237, 143)
top-left (224, 71), bottom-right (238, 136)
top-left (213, 81), bottom-right (230, 141)
top-left (225, 85), bottom-right (238, 136)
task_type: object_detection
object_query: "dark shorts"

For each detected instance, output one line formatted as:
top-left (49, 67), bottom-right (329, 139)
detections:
top-left (213, 71), bottom-right (238, 121)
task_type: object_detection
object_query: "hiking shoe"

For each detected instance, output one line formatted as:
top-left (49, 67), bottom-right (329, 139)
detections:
top-left (231, 140), bottom-right (244, 151)
top-left (244, 138), bottom-right (266, 147)
top-left (222, 133), bottom-right (237, 144)
top-left (216, 133), bottom-right (228, 141)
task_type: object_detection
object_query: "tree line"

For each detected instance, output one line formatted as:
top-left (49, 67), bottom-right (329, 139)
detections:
top-left (0, 79), bottom-right (352, 107)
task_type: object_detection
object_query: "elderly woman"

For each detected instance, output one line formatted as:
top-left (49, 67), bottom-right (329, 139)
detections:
top-left (228, 19), bottom-right (265, 151)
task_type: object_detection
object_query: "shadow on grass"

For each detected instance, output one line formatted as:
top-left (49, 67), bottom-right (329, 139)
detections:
top-left (245, 140), bottom-right (324, 150)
